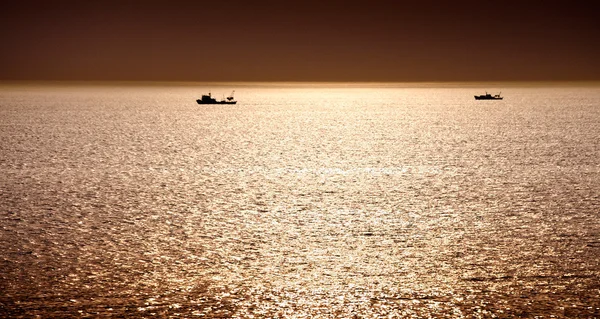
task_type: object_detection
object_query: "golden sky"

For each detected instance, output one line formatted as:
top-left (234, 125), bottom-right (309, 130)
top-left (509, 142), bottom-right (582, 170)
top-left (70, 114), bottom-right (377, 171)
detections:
top-left (1, 0), bottom-right (599, 82)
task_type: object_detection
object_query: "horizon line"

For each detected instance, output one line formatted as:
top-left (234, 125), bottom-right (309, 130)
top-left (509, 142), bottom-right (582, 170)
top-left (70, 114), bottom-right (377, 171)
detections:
top-left (2, 79), bottom-right (600, 85)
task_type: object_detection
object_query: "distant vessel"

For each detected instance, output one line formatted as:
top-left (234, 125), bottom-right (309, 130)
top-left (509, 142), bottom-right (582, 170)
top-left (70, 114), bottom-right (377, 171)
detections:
top-left (475, 92), bottom-right (503, 100)
top-left (197, 91), bottom-right (237, 104)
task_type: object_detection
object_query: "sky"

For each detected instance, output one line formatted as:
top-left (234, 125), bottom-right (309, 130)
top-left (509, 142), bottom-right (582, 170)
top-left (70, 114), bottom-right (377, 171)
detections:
top-left (1, 0), bottom-right (599, 82)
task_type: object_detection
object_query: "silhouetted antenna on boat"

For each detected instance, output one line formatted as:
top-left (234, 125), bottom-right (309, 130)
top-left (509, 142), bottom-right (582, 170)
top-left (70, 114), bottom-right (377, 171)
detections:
top-left (227, 90), bottom-right (235, 101)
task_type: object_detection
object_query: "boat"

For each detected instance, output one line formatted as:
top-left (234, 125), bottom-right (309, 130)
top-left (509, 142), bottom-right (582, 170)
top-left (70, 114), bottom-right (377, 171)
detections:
top-left (197, 91), bottom-right (237, 104)
top-left (474, 92), bottom-right (503, 100)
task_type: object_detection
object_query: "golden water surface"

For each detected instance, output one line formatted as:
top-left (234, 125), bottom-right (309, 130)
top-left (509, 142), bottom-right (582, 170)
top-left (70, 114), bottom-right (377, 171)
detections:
top-left (1, 83), bottom-right (599, 318)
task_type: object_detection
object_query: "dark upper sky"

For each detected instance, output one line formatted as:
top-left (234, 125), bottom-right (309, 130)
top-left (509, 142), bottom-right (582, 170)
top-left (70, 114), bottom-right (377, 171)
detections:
top-left (1, 0), bottom-right (599, 82)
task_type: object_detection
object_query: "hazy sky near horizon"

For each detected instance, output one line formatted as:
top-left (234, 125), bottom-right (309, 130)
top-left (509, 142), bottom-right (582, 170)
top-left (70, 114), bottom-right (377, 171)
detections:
top-left (1, 0), bottom-right (599, 82)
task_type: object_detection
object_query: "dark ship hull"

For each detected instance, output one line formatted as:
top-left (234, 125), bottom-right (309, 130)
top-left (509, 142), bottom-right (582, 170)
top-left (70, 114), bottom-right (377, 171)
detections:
top-left (474, 96), bottom-right (503, 100)
top-left (196, 100), bottom-right (237, 104)
top-left (475, 92), bottom-right (503, 100)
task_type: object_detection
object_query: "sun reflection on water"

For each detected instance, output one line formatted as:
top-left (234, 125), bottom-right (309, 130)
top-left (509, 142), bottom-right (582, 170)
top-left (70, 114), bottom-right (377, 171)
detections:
top-left (1, 84), bottom-right (599, 317)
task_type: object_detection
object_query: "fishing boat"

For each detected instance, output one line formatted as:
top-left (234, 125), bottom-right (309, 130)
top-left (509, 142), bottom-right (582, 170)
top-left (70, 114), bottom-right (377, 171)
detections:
top-left (474, 92), bottom-right (503, 100)
top-left (197, 91), bottom-right (237, 104)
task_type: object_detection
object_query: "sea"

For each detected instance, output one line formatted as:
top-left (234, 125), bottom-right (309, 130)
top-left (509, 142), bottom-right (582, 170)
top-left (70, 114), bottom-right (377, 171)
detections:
top-left (1, 82), bottom-right (599, 318)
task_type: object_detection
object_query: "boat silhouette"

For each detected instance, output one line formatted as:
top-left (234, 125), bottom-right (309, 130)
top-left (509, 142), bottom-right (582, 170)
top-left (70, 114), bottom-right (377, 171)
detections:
top-left (197, 90), bottom-right (237, 104)
top-left (474, 92), bottom-right (503, 100)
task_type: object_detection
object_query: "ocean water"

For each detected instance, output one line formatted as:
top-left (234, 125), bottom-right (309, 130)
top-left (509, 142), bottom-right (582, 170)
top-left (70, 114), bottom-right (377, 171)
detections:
top-left (1, 82), bottom-right (599, 318)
